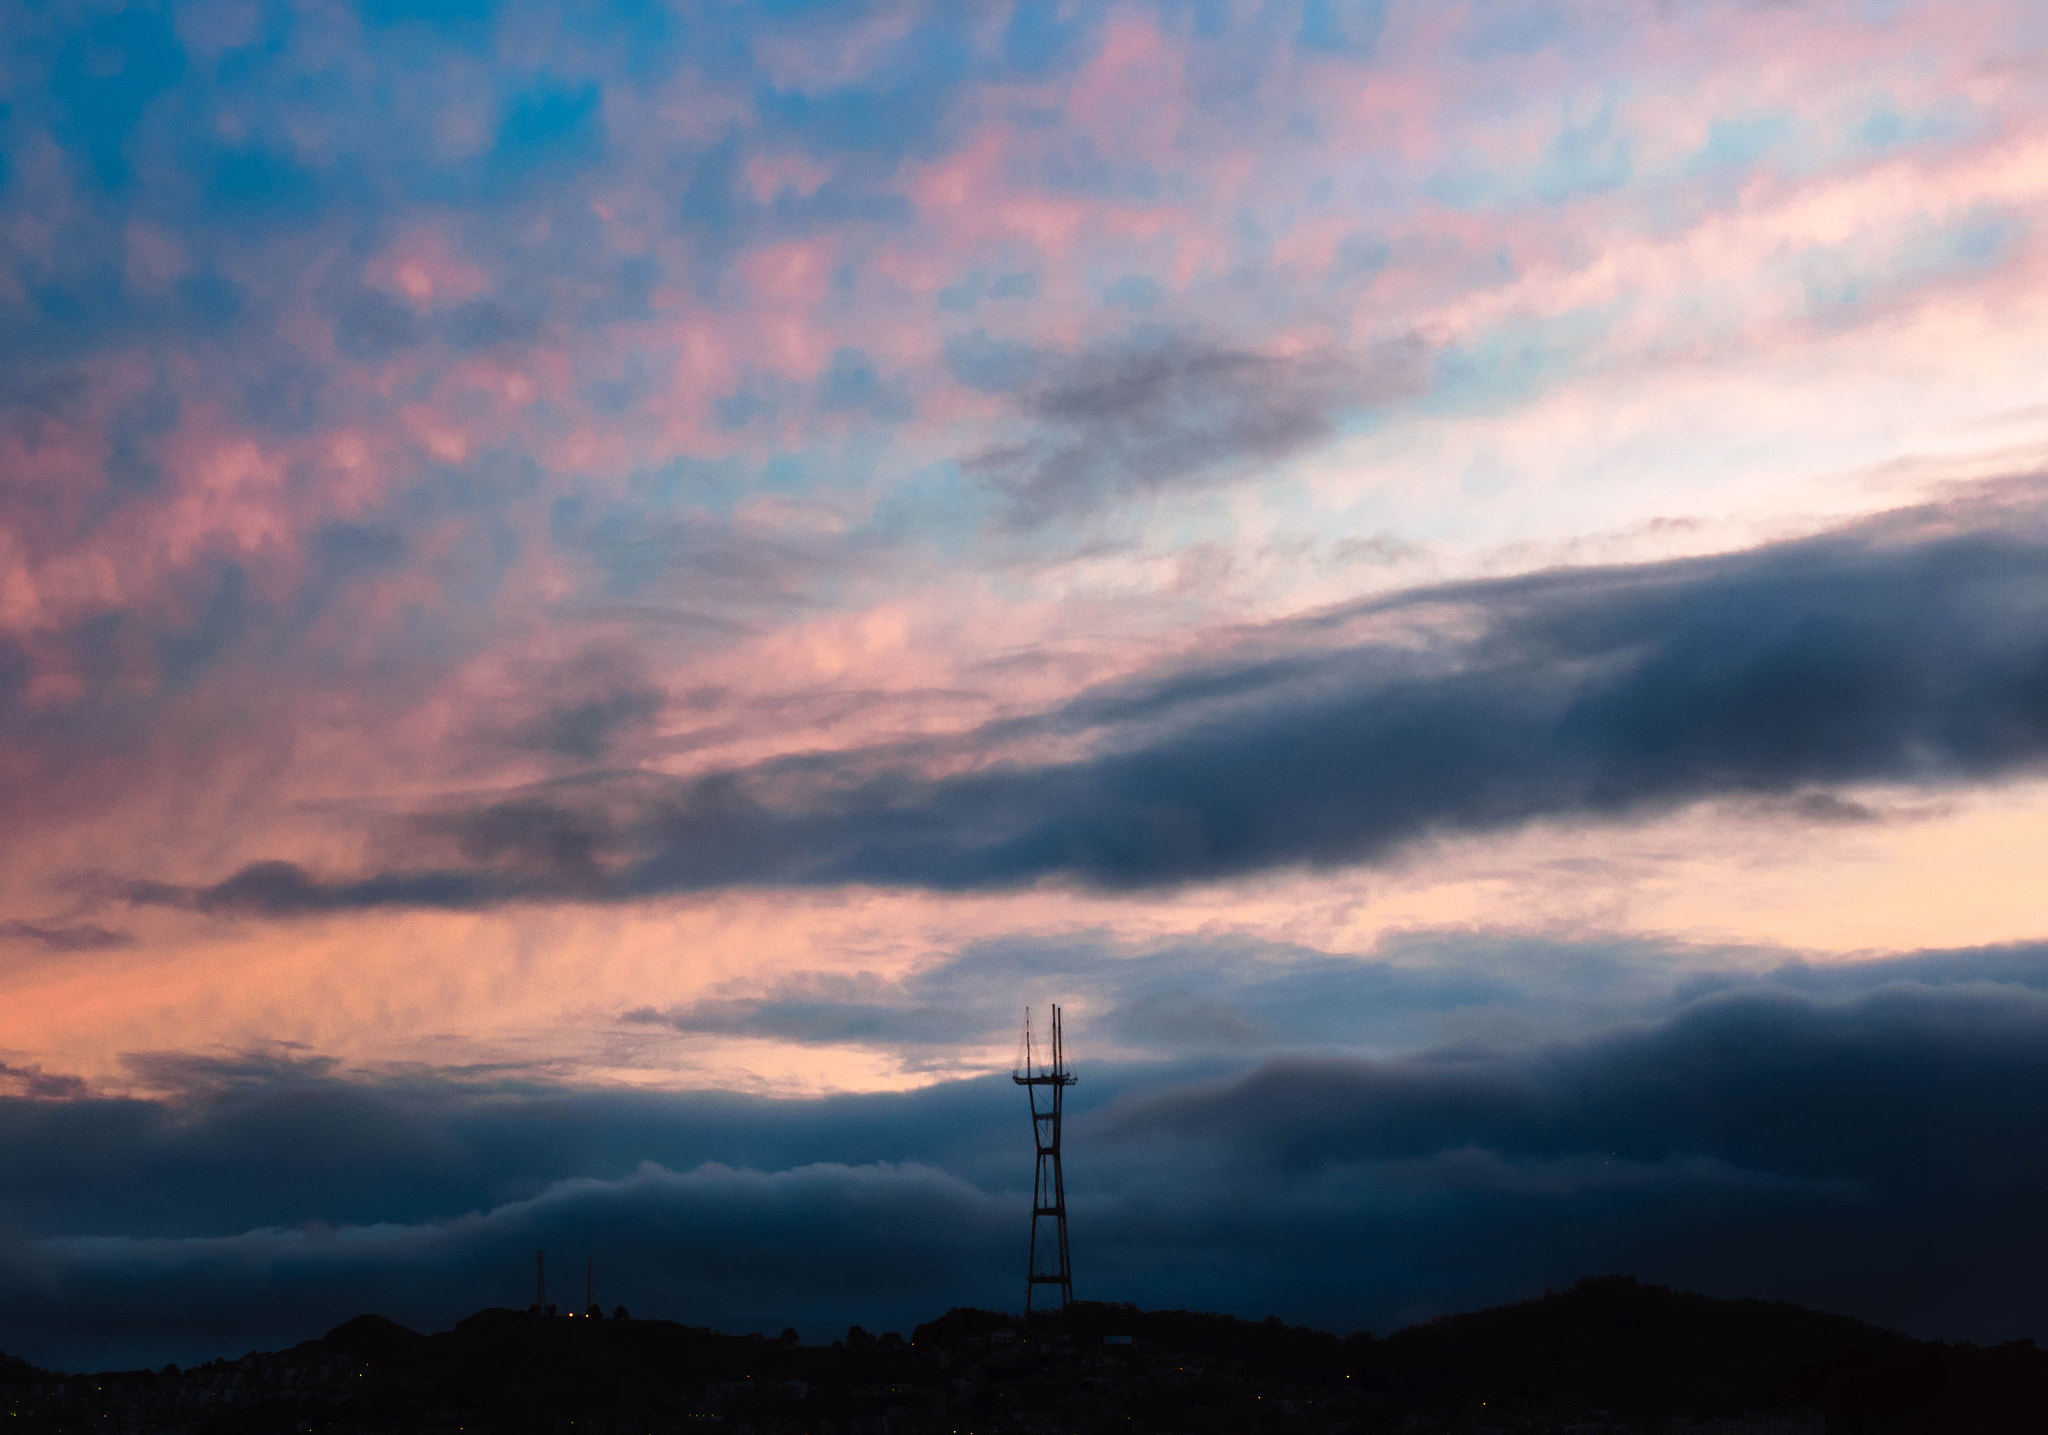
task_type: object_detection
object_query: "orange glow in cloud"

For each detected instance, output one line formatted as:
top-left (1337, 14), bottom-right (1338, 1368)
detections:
top-left (9, 777), bottom-right (2048, 1095)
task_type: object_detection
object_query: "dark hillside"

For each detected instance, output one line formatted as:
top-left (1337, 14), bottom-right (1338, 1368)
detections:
top-left (5, 1277), bottom-right (2047, 1432)
top-left (1375, 1274), bottom-right (1908, 1415)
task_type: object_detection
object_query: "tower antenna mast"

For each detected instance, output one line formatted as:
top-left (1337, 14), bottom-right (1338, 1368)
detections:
top-left (1013, 1005), bottom-right (1077, 1316)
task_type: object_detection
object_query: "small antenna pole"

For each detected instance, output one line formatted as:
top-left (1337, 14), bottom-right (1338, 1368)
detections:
top-left (533, 1250), bottom-right (548, 1316)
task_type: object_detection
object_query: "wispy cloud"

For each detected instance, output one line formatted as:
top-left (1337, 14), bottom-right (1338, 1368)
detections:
top-left (970, 334), bottom-right (1428, 525)
top-left (0, 920), bottom-right (133, 953)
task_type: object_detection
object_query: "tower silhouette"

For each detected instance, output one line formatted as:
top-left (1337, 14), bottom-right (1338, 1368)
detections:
top-left (1013, 1005), bottom-right (1076, 1315)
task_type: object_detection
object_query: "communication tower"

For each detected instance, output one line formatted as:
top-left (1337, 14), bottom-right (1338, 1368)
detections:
top-left (1013, 1005), bottom-right (1076, 1315)
top-left (531, 1250), bottom-right (549, 1316)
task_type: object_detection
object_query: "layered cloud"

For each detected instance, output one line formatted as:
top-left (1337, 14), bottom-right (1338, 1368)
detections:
top-left (10, 0), bottom-right (2048, 887)
top-left (8, 945), bottom-right (2048, 1368)
top-left (112, 487), bottom-right (2048, 909)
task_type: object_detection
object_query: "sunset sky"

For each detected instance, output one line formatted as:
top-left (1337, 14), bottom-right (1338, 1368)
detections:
top-left (8, 0), bottom-right (2048, 1370)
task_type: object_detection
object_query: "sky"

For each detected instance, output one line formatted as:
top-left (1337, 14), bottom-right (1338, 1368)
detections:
top-left (7, 0), bottom-right (2048, 1371)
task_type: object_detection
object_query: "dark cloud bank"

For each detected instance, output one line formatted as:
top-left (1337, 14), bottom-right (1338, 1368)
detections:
top-left (9, 942), bottom-right (2048, 1370)
top-left (120, 486), bottom-right (2048, 914)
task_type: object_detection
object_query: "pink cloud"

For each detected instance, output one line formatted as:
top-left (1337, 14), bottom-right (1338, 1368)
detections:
top-left (8, 0), bottom-right (2048, 1101)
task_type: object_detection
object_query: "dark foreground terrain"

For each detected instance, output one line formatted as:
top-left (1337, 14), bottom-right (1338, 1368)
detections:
top-left (4, 1276), bottom-right (2045, 1434)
